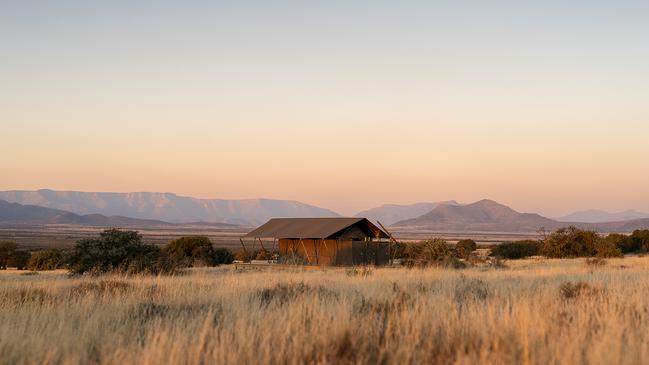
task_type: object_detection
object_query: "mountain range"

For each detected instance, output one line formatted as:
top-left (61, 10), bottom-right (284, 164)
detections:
top-left (354, 201), bottom-right (460, 226)
top-left (555, 209), bottom-right (649, 223)
top-left (1, 190), bottom-right (648, 233)
top-left (0, 199), bottom-right (232, 227)
top-left (392, 199), bottom-right (560, 232)
top-left (0, 190), bottom-right (339, 226)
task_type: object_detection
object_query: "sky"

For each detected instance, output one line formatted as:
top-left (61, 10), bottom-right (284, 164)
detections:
top-left (1, 0), bottom-right (649, 216)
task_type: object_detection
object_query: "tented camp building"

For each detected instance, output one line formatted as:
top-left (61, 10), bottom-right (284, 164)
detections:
top-left (243, 218), bottom-right (391, 266)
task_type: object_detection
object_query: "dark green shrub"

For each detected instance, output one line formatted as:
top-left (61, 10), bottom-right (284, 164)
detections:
top-left (0, 241), bottom-right (17, 270)
top-left (7, 250), bottom-right (30, 270)
top-left (164, 236), bottom-right (218, 267)
top-left (603, 233), bottom-right (634, 254)
top-left (67, 228), bottom-right (172, 275)
top-left (630, 230), bottom-right (649, 252)
top-left (455, 239), bottom-right (477, 259)
top-left (27, 249), bottom-right (66, 271)
top-left (402, 239), bottom-right (455, 267)
top-left (214, 247), bottom-right (234, 265)
top-left (541, 226), bottom-right (598, 258)
top-left (490, 240), bottom-right (540, 259)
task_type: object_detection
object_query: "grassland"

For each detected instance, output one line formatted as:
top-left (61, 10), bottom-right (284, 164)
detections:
top-left (2, 257), bottom-right (649, 364)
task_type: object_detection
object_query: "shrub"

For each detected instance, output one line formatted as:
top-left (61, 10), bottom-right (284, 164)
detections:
top-left (67, 228), bottom-right (173, 275)
top-left (27, 249), bottom-right (66, 271)
top-left (7, 251), bottom-right (30, 270)
top-left (164, 236), bottom-right (218, 267)
top-left (604, 233), bottom-right (636, 254)
top-left (490, 240), bottom-right (540, 259)
top-left (541, 226), bottom-right (599, 258)
top-left (402, 239), bottom-right (455, 267)
top-left (594, 238), bottom-right (623, 258)
top-left (0, 241), bottom-right (17, 270)
top-left (455, 239), bottom-right (477, 259)
top-left (630, 230), bottom-right (649, 252)
top-left (214, 247), bottom-right (234, 265)
top-left (585, 257), bottom-right (607, 267)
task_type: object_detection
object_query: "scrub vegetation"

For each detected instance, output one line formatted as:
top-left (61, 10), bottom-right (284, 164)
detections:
top-left (3, 257), bottom-right (649, 364)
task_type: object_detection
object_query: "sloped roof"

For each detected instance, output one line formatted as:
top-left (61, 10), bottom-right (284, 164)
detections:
top-left (243, 217), bottom-right (389, 239)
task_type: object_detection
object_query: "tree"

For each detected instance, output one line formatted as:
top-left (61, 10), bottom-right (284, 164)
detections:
top-left (403, 238), bottom-right (453, 267)
top-left (67, 228), bottom-right (172, 275)
top-left (7, 251), bottom-right (30, 270)
top-left (214, 247), bottom-right (234, 265)
top-left (456, 239), bottom-right (477, 259)
top-left (490, 240), bottom-right (540, 259)
top-left (27, 249), bottom-right (66, 271)
top-left (603, 233), bottom-right (635, 254)
top-left (630, 230), bottom-right (649, 253)
top-left (0, 241), bottom-right (17, 270)
top-left (541, 226), bottom-right (599, 258)
top-left (163, 236), bottom-right (218, 267)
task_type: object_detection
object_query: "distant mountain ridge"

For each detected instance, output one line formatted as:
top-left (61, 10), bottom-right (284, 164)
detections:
top-left (355, 201), bottom-right (460, 226)
top-left (0, 190), bottom-right (340, 226)
top-left (556, 209), bottom-right (649, 223)
top-left (0, 199), bottom-right (223, 227)
top-left (393, 199), bottom-right (560, 232)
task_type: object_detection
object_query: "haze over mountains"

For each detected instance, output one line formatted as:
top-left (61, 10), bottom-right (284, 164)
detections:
top-left (555, 209), bottom-right (649, 223)
top-left (0, 200), bottom-right (215, 227)
top-left (393, 199), bottom-right (560, 232)
top-left (0, 190), bottom-right (339, 226)
top-left (355, 201), bottom-right (460, 226)
top-left (1, 190), bottom-right (649, 233)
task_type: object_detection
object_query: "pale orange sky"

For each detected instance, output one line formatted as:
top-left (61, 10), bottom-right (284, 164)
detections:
top-left (2, 1), bottom-right (649, 216)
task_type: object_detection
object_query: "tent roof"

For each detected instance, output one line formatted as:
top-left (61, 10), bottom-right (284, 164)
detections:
top-left (243, 217), bottom-right (389, 239)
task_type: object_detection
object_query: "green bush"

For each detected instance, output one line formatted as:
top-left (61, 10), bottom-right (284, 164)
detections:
top-left (603, 233), bottom-right (635, 254)
top-left (27, 249), bottom-right (66, 271)
top-left (490, 240), bottom-right (540, 259)
top-left (630, 230), bottom-right (649, 253)
top-left (0, 241), bottom-right (17, 270)
top-left (164, 236), bottom-right (219, 267)
top-left (541, 226), bottom-right (599, 258)
top-left (402, 238), bottom-right (455, 267)
top-left (214, 247), bottom-right (234, 265)
top-left (594, 238), bottom-right (623, 258)
top-left (67, 228), bottom-right (173, 275)
top-left (455, 239), bottom-right (477, 259)
top-left (7, 250), bottom-right (30, 270)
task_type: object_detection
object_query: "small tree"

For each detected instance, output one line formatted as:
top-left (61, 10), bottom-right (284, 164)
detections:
top-left (490, 240), bottom-right (540, 259)
top-left (456, 239), bottom-right (477, 259)
top-left (603, 233), bottom-right (635, 254)
top-left (630, 230), bottom-right (649, 253)
top-left (7, 250), bottom-right (30, 270)
top-left (541, 226), bottom-right (599, 258)
top-left (27, 249), bottom-right (66, 271)
top-left (214, 247), bottom-right (234, 265)
top-left (67, 228), bottom-right (171, 275)
top-left (0, 241), bottom-right (17, 270)
top-left (164, 236), bottom-right (217, 267)
top-left (403, 238), bottom-right (454, 267)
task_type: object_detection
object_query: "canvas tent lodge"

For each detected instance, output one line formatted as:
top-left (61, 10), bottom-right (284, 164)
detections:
top-left (242, 218), bottom-right (391, 266)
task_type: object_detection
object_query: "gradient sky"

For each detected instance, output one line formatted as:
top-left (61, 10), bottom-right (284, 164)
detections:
top-left (2, 0), bottom-right (649, 216)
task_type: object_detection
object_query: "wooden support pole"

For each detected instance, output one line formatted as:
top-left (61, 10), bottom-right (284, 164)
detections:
top-left (299, 239), bottom-right (312, 264)
top-left (239, 238), bottom-right (249, 255)
top-left (257, 237), bottom-right (267, 252)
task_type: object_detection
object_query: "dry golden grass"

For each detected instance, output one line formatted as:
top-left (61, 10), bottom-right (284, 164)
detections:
top-left (2, 257), bottom-right (649, 364)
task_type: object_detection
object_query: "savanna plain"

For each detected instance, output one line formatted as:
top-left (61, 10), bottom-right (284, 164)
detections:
top-left (3, 257), bottom-right (649, 365)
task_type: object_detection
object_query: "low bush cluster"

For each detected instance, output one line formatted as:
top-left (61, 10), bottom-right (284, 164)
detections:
top-left (163, 236), bottom-right (233, 267)
top-left (27, 249), bottom-right (67, 271)
top-left (490, 240), bottom-right (540, 259)
top-left (0, 241), bottom-right (30, 270)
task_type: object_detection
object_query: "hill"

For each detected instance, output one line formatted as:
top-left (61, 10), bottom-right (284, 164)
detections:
top-left (0, 190), bottom-right (340, 226)
top-left (556, 209), bottom-right (649, 223)
top-left (393, 199), bottom-right (560, 232)
top-left (355, 201), bottom-right (460, 226)
top-left (0, 200), bottom-right (238, 228)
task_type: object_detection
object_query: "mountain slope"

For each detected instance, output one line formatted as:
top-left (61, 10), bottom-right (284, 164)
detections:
top-left (355, 201), bottom-right (460, 226)
top-left (0, 190), bottom-right (340, 225)
top-left (556, 209), bottom-right (649, 223)
top-left (0, 200), bottom-right (187, 227)
top-left (393, 199), bottom-right (559, 232)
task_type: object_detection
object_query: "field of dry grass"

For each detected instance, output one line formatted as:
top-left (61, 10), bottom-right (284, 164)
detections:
top-left (2, 257), bottom-right (649, 364)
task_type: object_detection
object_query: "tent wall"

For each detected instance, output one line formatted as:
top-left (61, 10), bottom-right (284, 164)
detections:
top-left (278, 239), bottom-right (389, 266)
